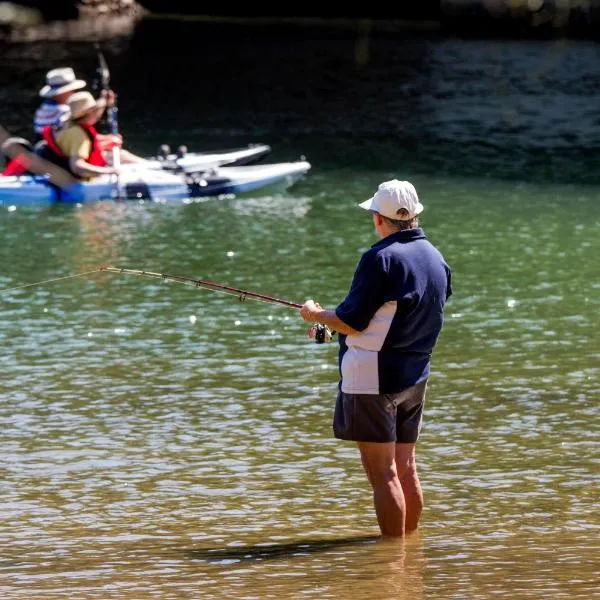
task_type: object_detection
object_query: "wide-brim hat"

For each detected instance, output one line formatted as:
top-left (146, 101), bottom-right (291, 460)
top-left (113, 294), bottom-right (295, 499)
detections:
top-left (39, 67), bottom-right (86, 98)
top-left (67, 91), bottom-right (106, 120)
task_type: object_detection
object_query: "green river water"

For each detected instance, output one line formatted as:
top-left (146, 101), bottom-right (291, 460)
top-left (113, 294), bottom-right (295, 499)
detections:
top-left (0, 19), bottom-right (598, 599)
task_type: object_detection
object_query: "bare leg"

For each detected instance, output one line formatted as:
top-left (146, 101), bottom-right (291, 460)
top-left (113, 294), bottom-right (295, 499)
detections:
top-left (359, 451), bottom-right (373, 487)
top-left (395, 443), bottom-right (423, 533)
top-left (0, 130), bottom-right (75, 188)
top-left (357, 441), bottom-right (406, 537)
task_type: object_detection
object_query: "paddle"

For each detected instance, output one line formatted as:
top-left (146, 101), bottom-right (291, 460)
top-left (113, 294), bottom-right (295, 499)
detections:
top-left (94, 43), bottom-right (121, 198)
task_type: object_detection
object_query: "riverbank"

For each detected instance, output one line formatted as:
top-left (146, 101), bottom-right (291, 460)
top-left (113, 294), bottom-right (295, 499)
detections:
top-left (2, 0), bottom-right (600, 41)
top-left (0, 1), bottom-right (144, 42)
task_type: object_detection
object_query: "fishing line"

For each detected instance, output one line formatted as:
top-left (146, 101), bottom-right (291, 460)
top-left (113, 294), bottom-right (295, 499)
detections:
top-left (0, 268), bottom-right (105, 294)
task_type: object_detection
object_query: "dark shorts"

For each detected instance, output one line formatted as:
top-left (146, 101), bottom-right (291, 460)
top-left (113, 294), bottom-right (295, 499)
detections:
top-left (333, 381), bottom-right (427, 443)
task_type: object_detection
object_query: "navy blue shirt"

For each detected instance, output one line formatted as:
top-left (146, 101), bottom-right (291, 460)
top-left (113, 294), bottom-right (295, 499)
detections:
top-left (335, 228), bottom-right (452, 394)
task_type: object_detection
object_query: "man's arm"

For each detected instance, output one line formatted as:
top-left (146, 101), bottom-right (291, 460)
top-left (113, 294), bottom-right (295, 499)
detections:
top-left (59, 127), bottom-right (117, 178)
top-left (69, 156), bottom-right (117, 179)
top-left (299, 300), bottom-right (360, 336)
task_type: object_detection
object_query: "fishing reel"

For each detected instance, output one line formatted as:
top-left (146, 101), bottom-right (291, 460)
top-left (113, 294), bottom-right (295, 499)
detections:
top-left (308, 323), bottom-right (336, 344)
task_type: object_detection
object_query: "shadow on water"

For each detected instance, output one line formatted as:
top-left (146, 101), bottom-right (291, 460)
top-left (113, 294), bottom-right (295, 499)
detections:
top-left (184, 534), bottom-right (380, 562)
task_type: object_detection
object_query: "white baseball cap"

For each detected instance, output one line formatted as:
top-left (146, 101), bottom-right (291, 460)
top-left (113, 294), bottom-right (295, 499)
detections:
top-left (359, 179), bottom-right (424, 220)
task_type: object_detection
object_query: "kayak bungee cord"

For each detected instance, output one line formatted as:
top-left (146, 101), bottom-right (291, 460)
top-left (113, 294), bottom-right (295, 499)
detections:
top-left (0, 265), bottom-right (335, 344)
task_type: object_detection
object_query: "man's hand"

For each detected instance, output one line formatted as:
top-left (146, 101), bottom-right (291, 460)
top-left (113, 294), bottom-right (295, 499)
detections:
top-left (100, 89), bottom-right (116, 106)
top-left (98, 133), bottom-right (123, 151)
top-left (300, 299), bottom-right (360, 336)
top-left (300, 299), bottom-right (323, 322)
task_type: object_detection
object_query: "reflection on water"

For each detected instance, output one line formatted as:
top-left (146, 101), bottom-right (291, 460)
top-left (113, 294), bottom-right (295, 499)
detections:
top-left (1, 20), bottom-right (599, 600)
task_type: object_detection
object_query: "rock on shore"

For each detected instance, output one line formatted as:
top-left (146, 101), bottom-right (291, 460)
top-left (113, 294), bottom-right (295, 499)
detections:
top-left (0, 0), bottom-right (145, 41)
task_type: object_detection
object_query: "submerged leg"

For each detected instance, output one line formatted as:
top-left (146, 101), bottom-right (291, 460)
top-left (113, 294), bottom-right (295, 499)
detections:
top-left (395, 443), bottom-right (423, 533)
top-left (357, 441), bottom-right (406, 537)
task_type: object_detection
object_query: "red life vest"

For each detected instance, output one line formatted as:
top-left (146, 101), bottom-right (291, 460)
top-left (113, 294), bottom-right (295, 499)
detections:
top-left (2, 155), bottom-right (30, 176)
top-left (41, 124), bottom-right (107, 167)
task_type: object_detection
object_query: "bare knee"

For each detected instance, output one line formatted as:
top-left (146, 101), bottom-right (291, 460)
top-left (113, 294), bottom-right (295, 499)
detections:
top-left (358, 441), bottom-right (398, 487)
top-left (395, 443), bottom-right (417, 479)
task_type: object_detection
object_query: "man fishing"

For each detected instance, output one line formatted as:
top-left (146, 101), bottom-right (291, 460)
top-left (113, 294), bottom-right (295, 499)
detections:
top-left (299, 179), bottom-right (453, 537)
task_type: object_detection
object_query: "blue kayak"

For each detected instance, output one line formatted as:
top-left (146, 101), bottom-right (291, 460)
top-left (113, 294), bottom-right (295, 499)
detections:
top-left (0, 160), bottom-right (311, 206)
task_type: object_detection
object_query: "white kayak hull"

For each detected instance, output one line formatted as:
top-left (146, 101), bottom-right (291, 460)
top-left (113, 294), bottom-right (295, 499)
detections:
top-left (0, 160), bottom-right (311, 206)
top-left (144, 143), bottom-right (272, 173)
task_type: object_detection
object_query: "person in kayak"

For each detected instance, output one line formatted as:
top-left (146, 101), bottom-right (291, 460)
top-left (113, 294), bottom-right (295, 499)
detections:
top-left (38, 90), bottom-right (142, 180)
top-left (0, 127), bottom-right (77, 190)
top-left (33, 68), bottom-right (87, 139)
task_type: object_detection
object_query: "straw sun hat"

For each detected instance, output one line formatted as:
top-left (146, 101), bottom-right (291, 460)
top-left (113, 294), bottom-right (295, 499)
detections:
top-left (67, 91), bottom-right (107, 120)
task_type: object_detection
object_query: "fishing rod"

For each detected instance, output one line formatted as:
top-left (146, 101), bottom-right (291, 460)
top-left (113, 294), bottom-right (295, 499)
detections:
top-left (101, 266), bottom-right (303, 307)
top-left (0, 266), bottom-right (335, 343)
top-left (100, 266), bottom-right (335, 343)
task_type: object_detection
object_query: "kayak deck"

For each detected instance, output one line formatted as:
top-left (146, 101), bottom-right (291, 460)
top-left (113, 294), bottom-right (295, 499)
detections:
top-left (145, 143), bottom-right (272, 173)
